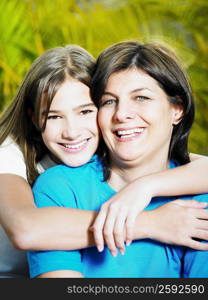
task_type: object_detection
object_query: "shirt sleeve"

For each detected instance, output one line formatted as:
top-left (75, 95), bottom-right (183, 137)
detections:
top-left (27, 168), bottom-right (83, 278)
top-left (183, 193), bottom-right (208, 278)
top-left (0, 138), bottom-right (27, 179)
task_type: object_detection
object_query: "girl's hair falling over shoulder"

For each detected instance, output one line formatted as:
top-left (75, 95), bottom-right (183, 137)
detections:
top-left (0, 45), bottom-right (95, 184)
top-left (91, 40), bottom-right (195, 180)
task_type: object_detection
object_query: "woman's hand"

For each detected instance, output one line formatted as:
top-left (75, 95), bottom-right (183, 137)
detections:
top-left (91, 178), bottom-right (154, 256)
top-left (142, 199), bottom-right (208, 250)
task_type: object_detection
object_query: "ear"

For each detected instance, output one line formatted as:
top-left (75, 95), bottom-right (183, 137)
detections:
top-left (172, 105), bottom-right (184, 125)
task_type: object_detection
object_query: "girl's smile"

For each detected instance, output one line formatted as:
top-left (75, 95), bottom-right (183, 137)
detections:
top-left (41, 79), bottom-right (99, 167)
top-left (58, 138), bottom-right (91, 153)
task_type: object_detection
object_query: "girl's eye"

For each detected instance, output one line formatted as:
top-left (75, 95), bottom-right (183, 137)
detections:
top-left (100, 99), bottom-right (116, 107)
top-left (80, 109), bottom-right (94, 115)
top-left (47, 115), bottom-right (61, 120)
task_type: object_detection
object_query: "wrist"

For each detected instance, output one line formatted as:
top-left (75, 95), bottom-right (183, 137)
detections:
top-left (135, 175), bottom-right (160, 198)
top-left (133, 211), bottom-right (153, 240)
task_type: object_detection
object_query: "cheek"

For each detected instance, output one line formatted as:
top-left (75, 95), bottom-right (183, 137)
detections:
top-left (42, 124), bottom-right (57, 145)
top-left (145, 104), bottom-right (174, 125)
top-left (41, 130), bottom-right (51, 146)
top-left (98, 111), bottom-right (109, 131)
top-left (84, 115), bottom-right (99, 136)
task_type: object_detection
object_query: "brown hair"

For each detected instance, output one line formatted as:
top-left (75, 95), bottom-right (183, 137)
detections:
top-left (0, 45), bottom-right (95, 184)
top-left (91, 40), bottom-right (195, 179)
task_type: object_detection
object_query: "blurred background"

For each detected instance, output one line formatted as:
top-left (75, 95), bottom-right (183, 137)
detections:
top-left (0, 0), bottom-right (207, 154)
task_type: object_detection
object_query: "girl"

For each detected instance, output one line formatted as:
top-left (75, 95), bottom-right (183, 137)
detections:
top-left (0, 44), bottom-right (208, 278)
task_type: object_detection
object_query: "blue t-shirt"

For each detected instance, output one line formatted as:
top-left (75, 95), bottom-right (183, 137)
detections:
top-left (28, 156), bottom-right (208, 278)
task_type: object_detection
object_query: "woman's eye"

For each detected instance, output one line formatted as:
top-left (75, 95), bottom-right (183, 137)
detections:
top-left (100, 99), bottom-right (116, 106)
top-left (136, 95), bottom-right (150, 101)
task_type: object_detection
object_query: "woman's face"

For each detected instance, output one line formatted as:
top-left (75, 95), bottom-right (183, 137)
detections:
top-left (41, 79), bottom-right (99, 167)
top-left (98, 68), bottom-right (183, 168)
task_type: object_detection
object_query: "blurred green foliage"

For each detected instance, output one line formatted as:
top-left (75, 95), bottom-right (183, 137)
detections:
top-left (0, 0), bottom-right (207, 154)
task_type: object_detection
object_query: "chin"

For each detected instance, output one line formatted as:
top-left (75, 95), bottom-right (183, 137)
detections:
top-left (63, 157), bottom-right (90, 168)
top-left (117, 152), bottom-right (141, 161)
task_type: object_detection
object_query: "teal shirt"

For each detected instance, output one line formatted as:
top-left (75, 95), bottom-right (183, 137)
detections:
top-left (28, 156), bottom-right (208, 278)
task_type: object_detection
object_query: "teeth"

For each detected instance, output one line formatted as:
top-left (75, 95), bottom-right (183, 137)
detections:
top-left (63, 140), bottom-right (87, 149)
top-left (117, 128), bottom-right (144, 136)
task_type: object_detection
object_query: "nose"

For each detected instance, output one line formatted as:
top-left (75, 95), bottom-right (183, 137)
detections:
top-left (62, 118), bottom-right (80, 140)
top-left (113, 102), bottom-right (136, 123)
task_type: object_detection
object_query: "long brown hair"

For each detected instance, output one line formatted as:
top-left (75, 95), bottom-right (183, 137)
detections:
top-left (0, 45), bottom-right (95, 184)
top-left (91, 40), bottom-right (195, 179)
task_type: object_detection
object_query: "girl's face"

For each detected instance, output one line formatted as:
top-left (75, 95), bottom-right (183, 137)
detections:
top-left (98, 68), bottom-right (183, 169)
top-left (41, 79), bottom-right (99, 167)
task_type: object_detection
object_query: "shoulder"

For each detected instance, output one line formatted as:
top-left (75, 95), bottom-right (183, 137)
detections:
top-left (32, 164), bottom-right (71, 192)
top-left (0, 137), bottom-right (22, 155)
top-left (32, 155), bottom-right (103, 208)
top-left (0, 137), bottom-right (27, 179)
top-left (33, 155), bottom-right (103, 192)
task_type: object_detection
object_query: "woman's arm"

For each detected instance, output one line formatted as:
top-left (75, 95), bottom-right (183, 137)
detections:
top-left (92, 154), bottom-right (208, 254)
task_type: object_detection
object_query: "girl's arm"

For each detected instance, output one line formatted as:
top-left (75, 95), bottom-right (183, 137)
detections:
top-left (134, 199), bottom-right (208, 251)
top-left (0, 174), bottom-right (96, 250)
top-left (1, 155), bottom-right (208, 252)
top-left (92, 154), bottom-right (208, 255)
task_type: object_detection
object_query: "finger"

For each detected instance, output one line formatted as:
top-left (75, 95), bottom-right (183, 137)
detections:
top-left (187, 239), bottom-right (208, 251)
top-left (125, 211), bottom-right (138, 246)
top-left (195, 209), bottom-right (208, 220)
top-left (192, 229), bottom-right (208, 242)
top-left (92, 207), bottom-right (108, 252)
top-left (195, 219), bottom-right (208, 230)
top-left (113, 209), bottom-right (128, 255)
top-left (103, 207), bottom-right (118, 257)
top-left (173, 199), bottom-right (208, 208)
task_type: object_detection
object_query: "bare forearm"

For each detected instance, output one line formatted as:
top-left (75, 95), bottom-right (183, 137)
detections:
top-left (21, 207), bottom-right (97, 250)
top-left (0, 174), bottom-right (149, 251)
top-left (135, 154), bottom-right (208, 198)
top-left (0, 174), bottom-right (96, 250)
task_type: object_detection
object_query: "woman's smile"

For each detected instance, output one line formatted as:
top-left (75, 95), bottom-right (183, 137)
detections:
top-left (113, 127), bottom-right (145, 142)
top-left (98, 67), bottom-right (183, 168)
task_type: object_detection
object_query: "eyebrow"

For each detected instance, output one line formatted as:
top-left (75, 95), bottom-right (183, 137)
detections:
top-left (41, 103), bottom-right (96, 116)
top-left (130, 88), bottom-right (151, 93)
top-left (102, 88), bottom-right (151, 97)
top-left (74, 103), bottom-right (96, 110)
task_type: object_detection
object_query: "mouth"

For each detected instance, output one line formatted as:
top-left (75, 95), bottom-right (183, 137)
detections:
top-left (59, 138), bottom-right (90, 153)
top-left (113, 127), bottom-right (145, 141)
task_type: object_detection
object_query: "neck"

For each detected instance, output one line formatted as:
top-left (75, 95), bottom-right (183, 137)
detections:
top-left (108, 152), bottom-right (169, 191)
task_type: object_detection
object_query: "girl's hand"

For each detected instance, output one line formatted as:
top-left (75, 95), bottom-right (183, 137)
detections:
top-left (143, 199), bottom-right (208, 250)
top-left (91, 178), bottom-right (154, 256)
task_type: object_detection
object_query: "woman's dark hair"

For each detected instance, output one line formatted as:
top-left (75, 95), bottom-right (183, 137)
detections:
top-left (0, 45), bottom-right (95, 184)
top-left (91, 40), bottom-right (195, 179)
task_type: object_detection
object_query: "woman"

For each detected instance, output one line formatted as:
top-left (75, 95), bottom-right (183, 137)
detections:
top-left (28, 41), bottom-right (208, 278)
